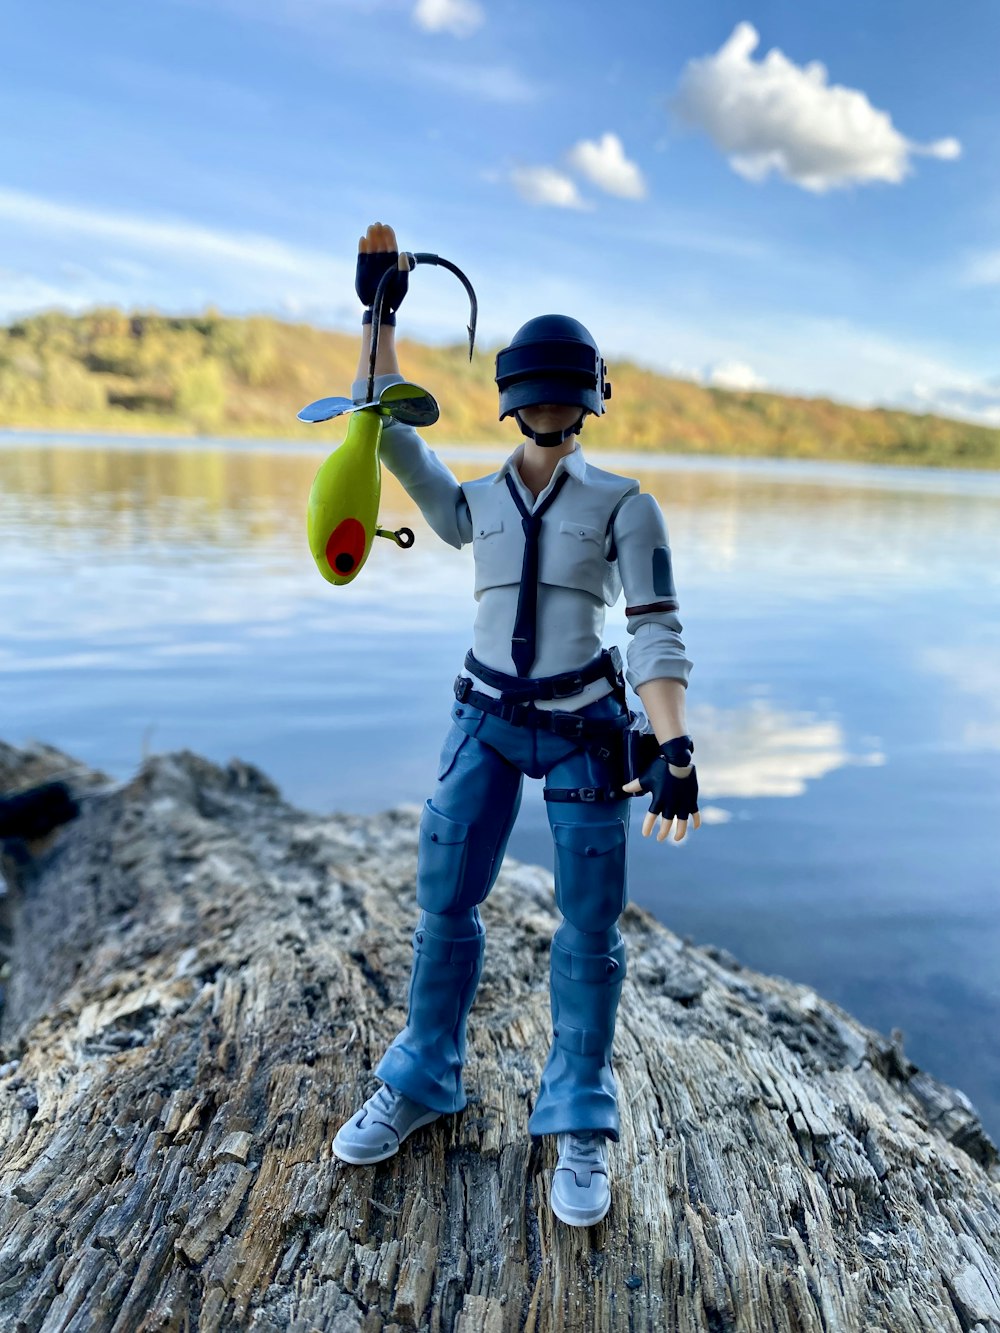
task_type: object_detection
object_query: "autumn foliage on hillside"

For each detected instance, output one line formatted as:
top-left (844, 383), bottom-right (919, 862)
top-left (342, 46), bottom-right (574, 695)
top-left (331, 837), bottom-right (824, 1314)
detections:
top-left (2, 308), bottom-right (998, 468)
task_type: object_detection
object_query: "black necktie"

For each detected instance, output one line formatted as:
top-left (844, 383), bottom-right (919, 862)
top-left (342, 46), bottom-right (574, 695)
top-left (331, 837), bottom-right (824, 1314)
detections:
top-left (505, 469), bottom-right (570, 677)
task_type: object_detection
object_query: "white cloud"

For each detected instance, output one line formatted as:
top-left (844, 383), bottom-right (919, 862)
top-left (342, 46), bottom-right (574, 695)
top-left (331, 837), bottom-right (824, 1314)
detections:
top-left (510, 166), bottom-right (590, 211)
top-left (707, 360), bottom-right (766, 391)
top-left (906, 376), bottom-right (1000, 428)
top-left (0, 270), bottom-right (112, 319)
top-left (582, 298), bottom-right (998, 424)
top-left (413, 0), bottom-right (483, 37)
top-left (410, 59), bottom-right (536, 102)
top-left (963, 249), bottom-right (1000, 287)
top-left (0, 188), bottom-right (361, 325)
top-left (0, 188), bottom-right (350, 284)
top-left (567, 133), bottom-right (647, 200)
top-left (674, 22), bottom-right (961, 192)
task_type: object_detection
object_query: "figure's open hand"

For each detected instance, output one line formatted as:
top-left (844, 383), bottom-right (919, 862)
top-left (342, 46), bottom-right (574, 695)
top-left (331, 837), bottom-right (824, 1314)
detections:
top-left (356, 221), bottom-right (409, 313)
top-left (623, 761), bottom-right (701, 843)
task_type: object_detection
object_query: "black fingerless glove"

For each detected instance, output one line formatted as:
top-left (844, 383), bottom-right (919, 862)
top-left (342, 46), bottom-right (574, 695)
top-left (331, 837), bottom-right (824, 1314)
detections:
top-left (356, 250), bottom-right (408, 323)
top-left (636, 735), bottom-right (699, 820)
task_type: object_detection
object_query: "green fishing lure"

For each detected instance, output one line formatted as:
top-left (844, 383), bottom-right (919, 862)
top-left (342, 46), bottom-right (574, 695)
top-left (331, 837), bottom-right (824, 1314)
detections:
top-left (299, 252), bottom-right (477, 587)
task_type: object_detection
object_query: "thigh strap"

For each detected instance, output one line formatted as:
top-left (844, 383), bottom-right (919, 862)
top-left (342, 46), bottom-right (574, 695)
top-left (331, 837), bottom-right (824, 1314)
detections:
top-left (544, 786), bottom-right (623, 804)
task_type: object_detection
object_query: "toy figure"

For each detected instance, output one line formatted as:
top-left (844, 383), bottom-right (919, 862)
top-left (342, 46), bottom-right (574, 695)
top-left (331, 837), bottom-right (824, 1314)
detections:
top-left (320, 222), bottom-right (700, 1228)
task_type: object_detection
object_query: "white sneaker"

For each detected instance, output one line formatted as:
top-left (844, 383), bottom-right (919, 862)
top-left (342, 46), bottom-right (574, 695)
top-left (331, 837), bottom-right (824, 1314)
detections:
top-left (550, 1131), bottom-right (611, 1227)
top-left (332, 1084), bottom-right (441, 1165)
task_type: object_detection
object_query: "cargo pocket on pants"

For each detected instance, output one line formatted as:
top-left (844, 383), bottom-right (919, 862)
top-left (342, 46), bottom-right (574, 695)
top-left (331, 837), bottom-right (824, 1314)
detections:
top-left (436, 726), bottom-right (471, 781)
top-left (551, 819), bottom-right (628, 931)
top-left (416, 801), bottom-right (471, 913)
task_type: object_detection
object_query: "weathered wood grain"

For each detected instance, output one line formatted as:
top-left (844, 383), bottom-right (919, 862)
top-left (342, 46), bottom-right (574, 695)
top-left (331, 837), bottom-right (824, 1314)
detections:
top-left (0, 740), bottom-right (998, 1333)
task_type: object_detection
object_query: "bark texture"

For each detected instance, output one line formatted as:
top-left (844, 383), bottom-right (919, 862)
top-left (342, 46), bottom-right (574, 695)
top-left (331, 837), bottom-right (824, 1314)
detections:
top-left (0, 740), bottom-right (998, 1333)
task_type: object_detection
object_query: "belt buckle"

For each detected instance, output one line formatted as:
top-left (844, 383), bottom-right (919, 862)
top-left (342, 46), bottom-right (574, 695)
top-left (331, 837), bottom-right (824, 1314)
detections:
top-left (551, 673), bottom-right (585, 699)
top-left (579, 787), bottom-right (598, 802)
top-left (454, 675), bottom-right (472, 703)
top-left (551, 712), bottom-right (585, 740)
top-left (497, 698), bottom-right (527, 726)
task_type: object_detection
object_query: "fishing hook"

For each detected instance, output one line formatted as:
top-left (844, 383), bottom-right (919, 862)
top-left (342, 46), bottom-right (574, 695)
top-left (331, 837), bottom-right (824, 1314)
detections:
top-left (367, 251), bottom-right (478, 404)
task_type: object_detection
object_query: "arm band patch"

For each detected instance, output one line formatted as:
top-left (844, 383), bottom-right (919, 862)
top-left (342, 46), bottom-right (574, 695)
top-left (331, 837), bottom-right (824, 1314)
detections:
top-left (653, 546), bottom-right (676, 598)
top-left (626, 600), bottom-right (679, 616)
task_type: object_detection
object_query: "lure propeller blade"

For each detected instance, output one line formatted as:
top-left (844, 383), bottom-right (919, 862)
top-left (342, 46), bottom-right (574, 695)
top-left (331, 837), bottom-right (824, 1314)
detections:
top-left (297, 395), bottom-right (364, 424)
top-left (378, 381), bottom-right (440, 427)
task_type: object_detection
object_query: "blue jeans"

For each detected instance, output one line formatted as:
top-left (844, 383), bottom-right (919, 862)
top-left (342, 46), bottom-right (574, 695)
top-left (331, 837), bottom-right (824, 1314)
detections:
top-left (376, 693), bottom-right (632, 1141)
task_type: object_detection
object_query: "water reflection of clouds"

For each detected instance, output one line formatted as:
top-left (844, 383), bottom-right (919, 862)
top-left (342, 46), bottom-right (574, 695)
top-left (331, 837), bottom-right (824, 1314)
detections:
top-left (692, 700), bottom-right (885, 800)
top-left (0, 461), bottom-right (474, 668)
top-left (1, 440), bottom-right (996, 754)
top-left (619, 466), bottom-right (1000, 596)
top-left (3, 444), bottom-right (998, 599)
top-left (921, 637), bottom-right (1000, 750)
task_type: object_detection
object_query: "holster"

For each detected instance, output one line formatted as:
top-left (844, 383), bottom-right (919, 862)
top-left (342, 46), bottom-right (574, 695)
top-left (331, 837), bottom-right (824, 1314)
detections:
top-left (622, 728), bottom-right (661, 787)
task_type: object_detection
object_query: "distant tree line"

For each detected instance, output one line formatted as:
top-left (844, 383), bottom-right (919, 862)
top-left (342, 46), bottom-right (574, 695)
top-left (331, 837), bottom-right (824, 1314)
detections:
top-left (1, 308), bottom-right (998, 468)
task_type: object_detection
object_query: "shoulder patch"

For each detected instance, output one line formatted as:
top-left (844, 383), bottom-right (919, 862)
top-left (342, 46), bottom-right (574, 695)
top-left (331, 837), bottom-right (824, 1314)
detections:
top-left (653, 546), bottom-right (676, 599)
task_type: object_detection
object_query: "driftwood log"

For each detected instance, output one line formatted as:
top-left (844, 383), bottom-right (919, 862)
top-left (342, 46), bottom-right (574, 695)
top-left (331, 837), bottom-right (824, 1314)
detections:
top-left (1, 740), bottom-right (998, 1333)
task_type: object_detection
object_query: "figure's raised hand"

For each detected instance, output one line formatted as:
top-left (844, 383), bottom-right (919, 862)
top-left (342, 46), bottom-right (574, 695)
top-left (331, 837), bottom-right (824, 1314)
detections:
top-left (356, 221), bottom-right (408, 315)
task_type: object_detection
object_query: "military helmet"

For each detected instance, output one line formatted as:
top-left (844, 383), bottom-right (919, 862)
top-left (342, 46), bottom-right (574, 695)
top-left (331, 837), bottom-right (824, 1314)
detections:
top-left (495, 314), bottom-right (611, 421)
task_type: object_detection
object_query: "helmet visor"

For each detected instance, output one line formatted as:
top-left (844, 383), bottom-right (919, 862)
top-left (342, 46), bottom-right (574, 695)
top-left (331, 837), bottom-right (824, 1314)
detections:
top-left (496, 338), bottom-right (599, 392)
top-left (496, 338), bottom-right (605, 419)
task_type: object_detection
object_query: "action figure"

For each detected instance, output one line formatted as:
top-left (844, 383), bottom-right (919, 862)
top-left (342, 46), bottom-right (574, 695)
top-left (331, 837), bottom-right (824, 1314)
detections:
top-left (323, 222), bottom-right (700, 1228)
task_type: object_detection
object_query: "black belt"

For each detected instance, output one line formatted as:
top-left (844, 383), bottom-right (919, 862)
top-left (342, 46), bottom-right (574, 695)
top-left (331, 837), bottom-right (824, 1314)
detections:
top-left (452, 681), bottom-right (629, 747)
top-left (462, 647), bottom-right (624, 703)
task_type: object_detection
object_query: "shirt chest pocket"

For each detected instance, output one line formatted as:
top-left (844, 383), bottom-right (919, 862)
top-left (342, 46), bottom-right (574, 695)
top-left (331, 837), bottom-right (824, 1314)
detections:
top-left (559, 519), bottom-right (604, 547)
top-left (540, 518), bottom-right (611, 596)
top-left (474, 516), bottom-right (504, 541)
top-left (472, 515), bottom-right (521, 592)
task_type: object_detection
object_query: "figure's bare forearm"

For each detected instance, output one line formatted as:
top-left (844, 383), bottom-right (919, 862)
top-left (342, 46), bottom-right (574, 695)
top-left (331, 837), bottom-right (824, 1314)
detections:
top-left (355, 322), bottom-right (401, 384)
top-left (635, 677), bottom-right (688, 744)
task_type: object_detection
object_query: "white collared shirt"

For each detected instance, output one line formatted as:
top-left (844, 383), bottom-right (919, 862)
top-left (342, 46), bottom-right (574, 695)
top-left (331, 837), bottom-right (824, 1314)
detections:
top-left (354, 373), bottom-right (692, 705)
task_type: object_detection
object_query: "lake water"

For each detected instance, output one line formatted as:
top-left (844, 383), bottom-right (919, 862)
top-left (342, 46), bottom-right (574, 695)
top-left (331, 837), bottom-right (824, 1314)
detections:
top-left (2, 430), bottom-right (999, 1141)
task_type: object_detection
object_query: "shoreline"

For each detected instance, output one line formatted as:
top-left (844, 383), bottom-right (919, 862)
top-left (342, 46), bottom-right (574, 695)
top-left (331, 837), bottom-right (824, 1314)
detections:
top-left (5, 425), bottom-right (1000, 495)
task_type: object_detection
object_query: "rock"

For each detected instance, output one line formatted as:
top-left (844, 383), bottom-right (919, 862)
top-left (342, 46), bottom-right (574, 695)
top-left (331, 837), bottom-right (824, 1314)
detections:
top-left (0, 742), bottom-right (998, 1333)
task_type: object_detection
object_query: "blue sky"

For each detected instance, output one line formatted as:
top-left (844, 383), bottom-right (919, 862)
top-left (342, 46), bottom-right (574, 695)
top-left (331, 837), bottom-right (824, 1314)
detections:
top-left (2, 0), bottom-right (999, 422)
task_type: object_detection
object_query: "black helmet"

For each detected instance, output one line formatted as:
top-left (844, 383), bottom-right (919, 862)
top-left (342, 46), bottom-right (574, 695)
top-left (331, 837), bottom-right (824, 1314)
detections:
top-left (495, 314), bottom-right (612, 423)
